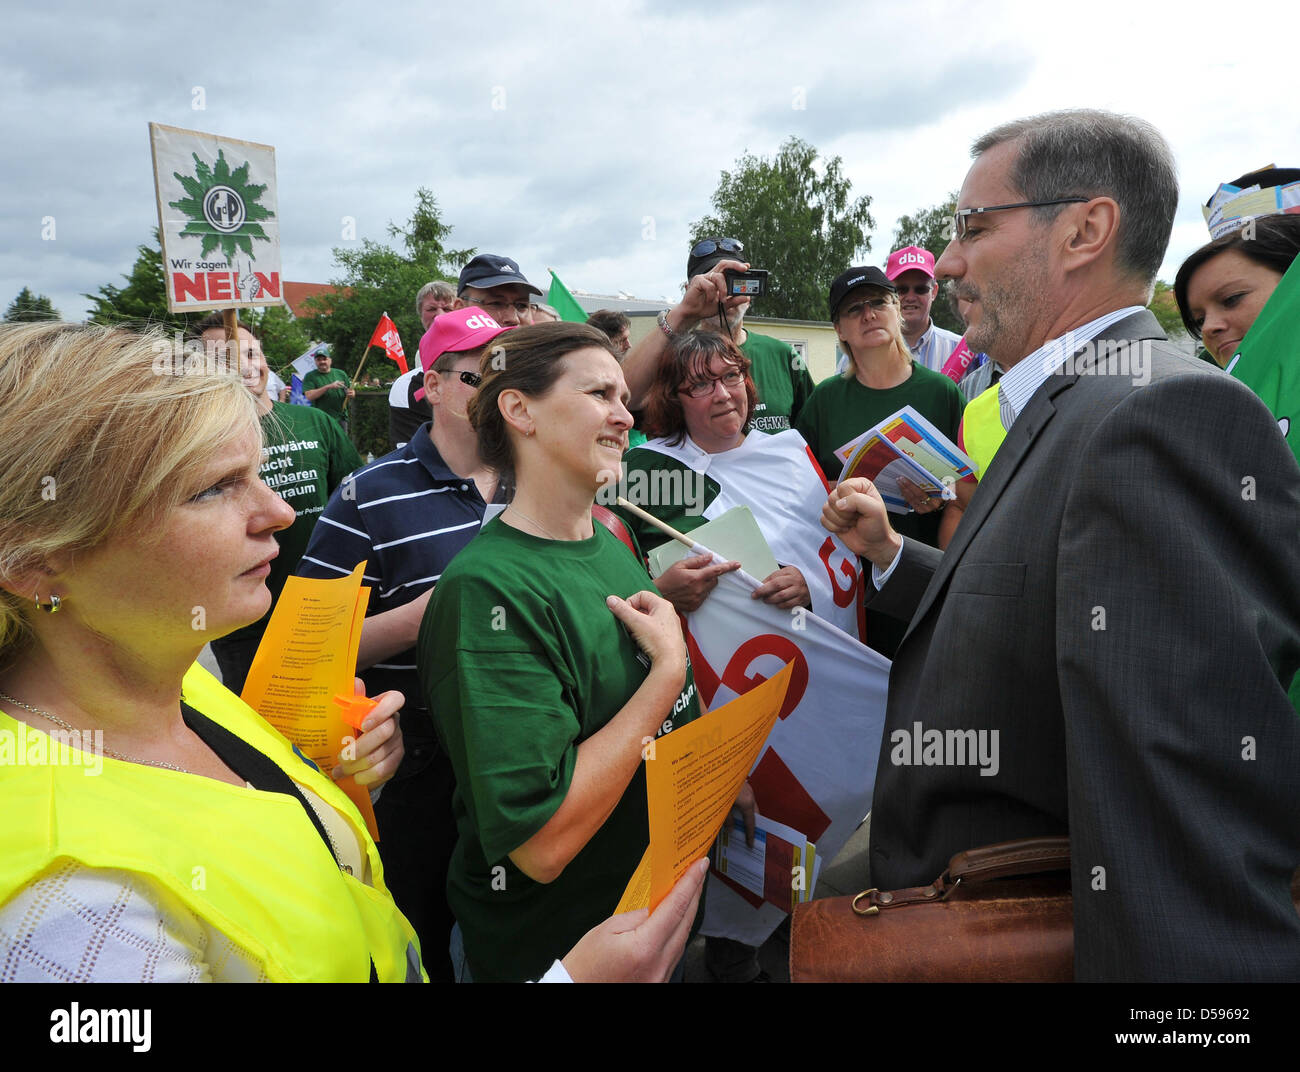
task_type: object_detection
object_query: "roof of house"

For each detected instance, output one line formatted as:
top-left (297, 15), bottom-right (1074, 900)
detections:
top-left (283, 281), bottom-right (351, 318)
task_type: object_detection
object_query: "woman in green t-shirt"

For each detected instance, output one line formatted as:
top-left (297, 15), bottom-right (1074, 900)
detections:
top-left (421, 322), bottom-right (703, 982)
top-left (795, 268), bottom-right (965, 658)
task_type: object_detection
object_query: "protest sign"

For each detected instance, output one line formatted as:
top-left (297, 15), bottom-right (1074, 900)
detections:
top-left (149, 122), bottom-right (281, 314)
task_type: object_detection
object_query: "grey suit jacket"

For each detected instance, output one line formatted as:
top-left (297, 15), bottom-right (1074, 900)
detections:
top-left (867, 310), bottom-right (1300, 981)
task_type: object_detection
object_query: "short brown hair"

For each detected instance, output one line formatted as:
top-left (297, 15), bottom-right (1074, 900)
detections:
top-left (586, 309), bottom-right (630, 337)
top-left (467, 321), bottom-right (617, 479)
top-left (643, 331), bottom-right (758, 444)
top-left (193, 311), bottom-right (261, 343)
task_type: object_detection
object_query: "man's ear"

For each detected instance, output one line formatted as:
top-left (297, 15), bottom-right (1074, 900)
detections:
top-left (1060, 197), bottom-right (1120, 271)
top-left (498, 388), bottom-right (533, 438)
top-left (453, 297), bottom-right (468, 310)
top-left (423, 368), bottom-right (443, 406)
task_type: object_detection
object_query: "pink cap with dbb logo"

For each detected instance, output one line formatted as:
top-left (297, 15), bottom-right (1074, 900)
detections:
top-left (418, 307), bottom-right (512, 373)
top-left (885, 245), bottom-right (936, 280)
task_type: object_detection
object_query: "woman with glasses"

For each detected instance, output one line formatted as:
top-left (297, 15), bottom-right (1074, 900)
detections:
top-left (420, 322), bottom-right (704, 982)
top-left (795, 267), bottom-right (965, 657)
top-left (615, 331), bottom-right (864, 639)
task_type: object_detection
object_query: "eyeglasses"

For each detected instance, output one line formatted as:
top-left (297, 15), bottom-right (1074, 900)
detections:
top-left (680, 369), bottom-right (744, 397)
top-left (839, 297), bottom-right (892, 320)
top-left (892, 282), bottom-right (933, 296)
top-left (445, 369), bottom-right (481, 388)
top-left (477, 300), bottom-right (532, 316)
top-left (690, 237), bottom-right (745, 259)
top-left (951, 198), bottom-right (1089, 240)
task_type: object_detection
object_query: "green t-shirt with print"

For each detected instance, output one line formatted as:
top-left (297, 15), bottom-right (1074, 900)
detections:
top-left (226, 401), bottom-right (362, 644)
top-left (419, 516), bottom-right (701, 983)
top-left (742, 331), bottom-right (814, 434)
top-left (302, 367), bottom-right (351, 422)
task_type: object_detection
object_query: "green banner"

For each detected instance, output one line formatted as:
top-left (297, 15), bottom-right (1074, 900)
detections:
top-left (1229, 255), bottom-right (1300, 709)
top-left (1229, 256), bottom-right (1300, 466)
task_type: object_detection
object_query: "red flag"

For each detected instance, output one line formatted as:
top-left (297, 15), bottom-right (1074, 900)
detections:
top-left (368, 313), bottom-right (408, 374)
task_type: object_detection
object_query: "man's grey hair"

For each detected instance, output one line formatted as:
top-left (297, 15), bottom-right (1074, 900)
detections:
top-left (972, 109), bottom-right (1178, 287)
top-left (415, 279), bottom-right (456, 315)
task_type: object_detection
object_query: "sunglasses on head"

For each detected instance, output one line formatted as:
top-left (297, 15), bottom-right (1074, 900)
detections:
top-left (690, 237), bottom-right (745, 259)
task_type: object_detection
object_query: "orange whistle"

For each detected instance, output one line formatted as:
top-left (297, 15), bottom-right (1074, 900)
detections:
top-left (333, 693), bottom-right (379, 732)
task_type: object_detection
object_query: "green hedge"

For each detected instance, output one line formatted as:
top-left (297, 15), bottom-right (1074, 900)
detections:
top-left (346, 390), bottom-right (393, 460)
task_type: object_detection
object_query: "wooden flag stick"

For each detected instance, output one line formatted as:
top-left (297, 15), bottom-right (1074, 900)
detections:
top-left (344, 346), bottom-right (373, 414)
top-left (222, 308), bottom-right (241, 372)
top-left (615, 496), bottom-right (696, 549)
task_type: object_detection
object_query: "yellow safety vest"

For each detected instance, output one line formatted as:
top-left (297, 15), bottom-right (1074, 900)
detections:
top-left (0, 664), bottom-right (423, 982)
top-left (962, 383), bottom-right (1007, 481)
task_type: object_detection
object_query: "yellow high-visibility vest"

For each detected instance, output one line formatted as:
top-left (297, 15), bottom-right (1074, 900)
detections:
top-left (0, 664), bottom-right (423, 982)
top-left (962, 383), bottom-right (1007, 481)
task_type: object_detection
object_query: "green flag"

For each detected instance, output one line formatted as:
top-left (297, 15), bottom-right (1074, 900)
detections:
top-left (1228, 254), bottom-right (1300, 710)
top-left (546, 269), bottom-right (588, 323)
top-left (1229, 255), bottom-right (1300, 466)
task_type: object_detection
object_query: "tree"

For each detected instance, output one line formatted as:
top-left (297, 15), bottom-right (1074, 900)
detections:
top-left (1147, 280), bottom-right (1186, 339)
top-left (891, 193), bottom-right (963, 335)
top-left (83, 230), bottom-right (196, 335)
top-left (247, 304), bottom-right (312, 374)
top-left (4, 287), bottom-right (60, 322)
top-left (690, 137), bottom-right (874, 322)
top-left (305, 189), bottom-right (474, 371)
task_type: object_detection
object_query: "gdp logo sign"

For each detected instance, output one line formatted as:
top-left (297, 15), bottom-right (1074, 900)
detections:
top-left (149, 122), bottom-right (282, 313)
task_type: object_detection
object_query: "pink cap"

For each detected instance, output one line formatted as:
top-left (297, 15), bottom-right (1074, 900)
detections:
top-left (418, 307), bottom-right (512, 373)
top-left (885, 245), bottom-right (936, 280)
top-left (414, 307), bottom-right (513, 402)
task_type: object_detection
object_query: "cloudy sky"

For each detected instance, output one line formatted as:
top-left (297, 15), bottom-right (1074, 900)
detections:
top-left (3, 0), bottom-right (1295, 322)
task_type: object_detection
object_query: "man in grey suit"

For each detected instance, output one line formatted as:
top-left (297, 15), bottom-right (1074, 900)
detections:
top-left (824, 109), bottom-right (1300, 981)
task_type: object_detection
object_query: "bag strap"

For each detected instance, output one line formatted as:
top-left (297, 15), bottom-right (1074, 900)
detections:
top-left (592, 503), bottom-right (639, 557)
top-left (852, 836), bottom-right (1070, 916)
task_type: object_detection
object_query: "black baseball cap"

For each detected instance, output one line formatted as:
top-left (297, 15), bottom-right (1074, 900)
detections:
top-left (828, 266), bottom-right (895, 320)
top-left (687, 236), bottom-right (747, 279)
top-left (457, 254), bottom-right (542, 296)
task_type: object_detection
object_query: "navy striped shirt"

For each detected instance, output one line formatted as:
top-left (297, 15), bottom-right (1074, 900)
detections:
top-left (297, 425), bottom-right (506, 753)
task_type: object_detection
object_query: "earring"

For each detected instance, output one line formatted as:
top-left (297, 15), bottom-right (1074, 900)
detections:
top-left (34, 591), bottom-right (62, 613)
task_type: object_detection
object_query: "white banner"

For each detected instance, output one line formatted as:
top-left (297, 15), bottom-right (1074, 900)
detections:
top-left (686, 555), bottom-right (891, 947)
top-left (149, 122), bottom-right (281, 314)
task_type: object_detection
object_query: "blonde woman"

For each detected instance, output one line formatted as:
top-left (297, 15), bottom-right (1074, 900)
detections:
top-left (0, 323), bottom-right (703, 983)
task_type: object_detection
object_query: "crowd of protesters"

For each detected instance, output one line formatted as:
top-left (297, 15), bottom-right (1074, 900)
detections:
top-left (1, 107), bottom-right (1297, 984)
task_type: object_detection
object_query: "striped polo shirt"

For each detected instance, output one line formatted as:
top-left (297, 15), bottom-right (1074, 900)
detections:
top-left (296, 425), bottom-right (507, 756)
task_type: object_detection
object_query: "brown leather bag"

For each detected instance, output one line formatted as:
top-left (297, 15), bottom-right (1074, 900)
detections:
top-left (790, 837), bottom-right (1074, 983)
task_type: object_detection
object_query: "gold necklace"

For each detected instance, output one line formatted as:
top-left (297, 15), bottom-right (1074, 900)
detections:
top-left (0, 689), bottom-right (193, 774)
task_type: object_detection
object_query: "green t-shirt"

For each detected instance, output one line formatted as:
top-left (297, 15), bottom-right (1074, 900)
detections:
top-left (226, 402), bottom-right (362, 643)
top-left (742, 331), bottom-right (814, 434)
top-left (795, 361), bottom-right (965, 551)
top-left (302, 367), bottom-right (351, 421)
top-left (419, 517), bottom-right (701, 983)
